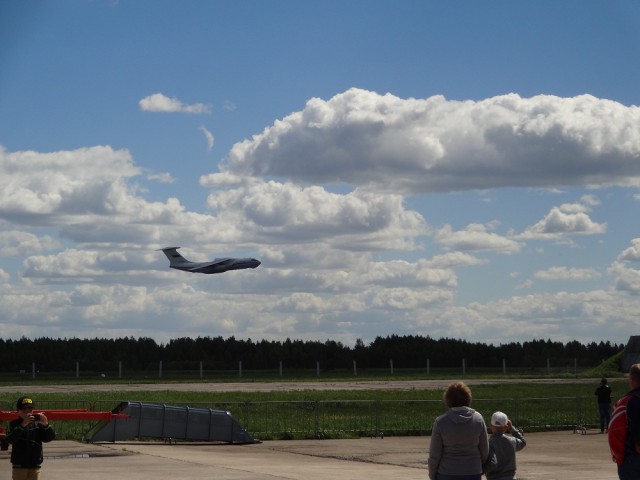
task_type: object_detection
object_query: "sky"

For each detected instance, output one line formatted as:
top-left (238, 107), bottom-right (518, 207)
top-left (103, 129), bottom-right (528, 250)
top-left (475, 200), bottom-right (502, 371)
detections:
top-left (1, 0), bottom-right (640, 348)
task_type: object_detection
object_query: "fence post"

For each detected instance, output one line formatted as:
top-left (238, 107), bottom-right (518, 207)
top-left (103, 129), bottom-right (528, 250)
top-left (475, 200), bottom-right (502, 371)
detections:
top-left (279, 361), bottom-right (283, 377)
top-left (118, 361), bottom-right (122, 379)
top-left (32, 362), bottom-right (36, 379)
top-left (159, 360), bottom-right (162, 379)
top-left (76, 361), bottom-right (80, 379)
top-left (547, 358), bottom-right (550, 375)
top-left (462, 358), bottom-right (466, 377)
top-left (575, 396), bottom-right (583, 428)
top-left (353, 360), bottom-right (357, 376)
top-left (200, 360), bottom-right (203, 378)
top-left (390, 359), bottom-right (394, 375)
top-left (427, 358), bottom-right (430, 375)
top-left (239, 360), bottom-right (242, 378)
top-left (503, 359), bottom-right (506, 374)
top-left (243, 401), bottom-right (251, 432)
top-left (316, 361), bottom-right (320, 377)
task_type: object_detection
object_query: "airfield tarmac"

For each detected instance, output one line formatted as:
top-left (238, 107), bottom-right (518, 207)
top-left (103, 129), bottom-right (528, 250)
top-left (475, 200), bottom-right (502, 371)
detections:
top-left (0, 377), bottom-right (604, 394)
top-left (0, 431), bottom-right (618, 480)
top-left (0, 380), bottom-right (622, 479)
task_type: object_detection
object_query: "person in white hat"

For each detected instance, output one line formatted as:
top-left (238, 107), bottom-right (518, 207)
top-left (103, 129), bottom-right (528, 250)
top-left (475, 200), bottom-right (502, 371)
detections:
top-left (484, 411), bottom-right (526, 480)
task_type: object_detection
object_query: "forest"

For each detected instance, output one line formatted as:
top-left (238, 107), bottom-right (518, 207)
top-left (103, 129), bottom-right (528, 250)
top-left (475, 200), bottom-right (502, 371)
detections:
top-left (0, 335), bottom-right (624, 373)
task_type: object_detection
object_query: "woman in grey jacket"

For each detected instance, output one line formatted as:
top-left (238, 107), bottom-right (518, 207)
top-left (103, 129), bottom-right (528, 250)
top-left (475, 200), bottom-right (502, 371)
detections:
top-left (428, 382), bottom-right (489, 480)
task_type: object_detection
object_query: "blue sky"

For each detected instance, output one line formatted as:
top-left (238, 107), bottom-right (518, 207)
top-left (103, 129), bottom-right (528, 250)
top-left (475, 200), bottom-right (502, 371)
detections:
top-left (1, 0), bottom-right (640, 347)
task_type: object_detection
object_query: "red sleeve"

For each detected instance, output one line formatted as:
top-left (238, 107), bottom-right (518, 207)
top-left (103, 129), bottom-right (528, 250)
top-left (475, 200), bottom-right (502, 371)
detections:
top-left (609, 396), bottom-right (630, 465)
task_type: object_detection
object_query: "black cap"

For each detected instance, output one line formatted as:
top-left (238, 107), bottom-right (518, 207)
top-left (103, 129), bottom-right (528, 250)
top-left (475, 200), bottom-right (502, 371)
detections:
top-left (16, 397), bottom-right (35, 410)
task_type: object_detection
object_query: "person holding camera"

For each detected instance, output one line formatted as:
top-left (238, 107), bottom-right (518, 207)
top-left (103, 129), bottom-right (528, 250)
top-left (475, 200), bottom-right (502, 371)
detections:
top-left (6, 396), bottom-right (55, 480)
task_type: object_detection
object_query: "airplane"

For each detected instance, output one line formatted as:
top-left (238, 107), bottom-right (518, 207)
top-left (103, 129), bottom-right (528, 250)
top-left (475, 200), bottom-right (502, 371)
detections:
top-left (159, 247), bottom-right (261, 274)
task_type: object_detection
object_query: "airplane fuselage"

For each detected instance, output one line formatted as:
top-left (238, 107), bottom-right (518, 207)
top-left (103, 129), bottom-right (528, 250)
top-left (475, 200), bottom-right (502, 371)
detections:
top-left (159, 247), bottom-right (260, 274)
top-left (170, 257), bottom-right (261, 274)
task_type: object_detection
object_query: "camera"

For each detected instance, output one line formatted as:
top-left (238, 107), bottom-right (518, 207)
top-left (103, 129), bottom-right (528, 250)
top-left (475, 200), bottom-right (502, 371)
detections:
top-left (32, 414), bottom-right (41, 421)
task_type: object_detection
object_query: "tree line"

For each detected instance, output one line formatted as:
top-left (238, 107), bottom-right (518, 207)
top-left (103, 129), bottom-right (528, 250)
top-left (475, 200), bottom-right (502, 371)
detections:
top-left (0, 335), bottom-right (624, 373)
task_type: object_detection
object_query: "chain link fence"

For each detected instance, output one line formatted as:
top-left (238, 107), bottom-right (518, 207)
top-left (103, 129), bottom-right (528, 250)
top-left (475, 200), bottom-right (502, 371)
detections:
top-left (4, 396), bottom-right (599, 442)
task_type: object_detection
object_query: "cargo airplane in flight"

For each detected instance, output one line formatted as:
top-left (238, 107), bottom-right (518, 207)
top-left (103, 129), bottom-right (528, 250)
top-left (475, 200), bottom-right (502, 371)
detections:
top-left (159, 247), bottom-right (261, 274)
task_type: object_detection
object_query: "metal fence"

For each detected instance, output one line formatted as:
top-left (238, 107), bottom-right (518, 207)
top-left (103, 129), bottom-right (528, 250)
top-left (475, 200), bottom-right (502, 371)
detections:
top-left (4, 397), bottom-right (600, 442)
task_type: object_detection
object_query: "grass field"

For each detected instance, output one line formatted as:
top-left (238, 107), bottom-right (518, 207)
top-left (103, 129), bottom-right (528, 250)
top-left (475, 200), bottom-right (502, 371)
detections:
top-left (0, 369), bottom-right (628, 441)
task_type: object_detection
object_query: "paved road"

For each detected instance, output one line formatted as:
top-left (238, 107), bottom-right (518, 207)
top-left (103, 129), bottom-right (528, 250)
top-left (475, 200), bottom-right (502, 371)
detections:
top-left (0, 431), bottom-right (619, 480)
top-left (0, 377), bottom-right (603, 394)
top-left (0, 380), bottom-right (621, 479)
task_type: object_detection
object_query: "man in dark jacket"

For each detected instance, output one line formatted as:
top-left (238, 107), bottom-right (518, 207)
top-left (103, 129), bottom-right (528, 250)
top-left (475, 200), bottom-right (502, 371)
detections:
top-left (6, 396), bottom-right (55, 480)
top-left (595, 378), bottom-right (613, 433)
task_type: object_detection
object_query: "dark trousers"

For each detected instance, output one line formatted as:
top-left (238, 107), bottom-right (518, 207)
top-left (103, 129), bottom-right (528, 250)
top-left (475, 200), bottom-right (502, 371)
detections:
top-left (618, 453), bottom-right (640, 480)
top-left (599, 402), bottom-right (611, 431)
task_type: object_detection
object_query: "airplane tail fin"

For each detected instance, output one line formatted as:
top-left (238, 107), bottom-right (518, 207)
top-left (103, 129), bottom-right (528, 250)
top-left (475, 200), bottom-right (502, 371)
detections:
top-left (160, 247), bottom-right (190, 266)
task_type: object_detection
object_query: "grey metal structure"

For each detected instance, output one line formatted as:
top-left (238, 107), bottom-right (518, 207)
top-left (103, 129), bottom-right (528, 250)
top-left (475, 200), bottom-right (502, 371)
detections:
top-left (88, 402), bottom-right (259, 444)
top-left (622, 335), bottom-right (640, 372)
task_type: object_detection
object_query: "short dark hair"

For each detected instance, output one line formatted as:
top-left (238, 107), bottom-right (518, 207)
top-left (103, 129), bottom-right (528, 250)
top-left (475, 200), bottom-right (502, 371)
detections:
top-left (444, 382), bottom-right (472, 408)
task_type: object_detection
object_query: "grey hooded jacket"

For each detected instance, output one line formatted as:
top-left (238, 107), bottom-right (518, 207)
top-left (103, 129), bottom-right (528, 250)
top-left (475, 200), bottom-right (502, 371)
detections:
top-left (485, 426), bottom-right (526, 480)
top-left (428, 406), bottom-right (489, 480)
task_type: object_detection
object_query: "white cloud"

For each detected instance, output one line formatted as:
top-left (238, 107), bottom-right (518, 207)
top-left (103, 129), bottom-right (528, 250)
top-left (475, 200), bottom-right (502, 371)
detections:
top-left (434, 223), bottom-right (522, 253)
top-left (215, 89), bottom-right (640, 194)
top-left (1, 87), bottom-right (639, 346)
top-left (206, 181), bottom-right (427, 250)
top-left (618, 239), bottom-right (640, 263)
top-left (139, 93), bottom-right (211, 114)
top-left (427, 252), bottom-right (488, 269)
top-left (0, 230), bottom-right (59, 256)
top-left (0, 146), bottom-right (139, 221)
top-left (610, 262), bottom-right (640, 294)
top-left (533, 267), bottom-right (602, 281)
top-left (519, 206), bottom-right (606, 239)
top-left (199, 125), bottom-right (215, 151)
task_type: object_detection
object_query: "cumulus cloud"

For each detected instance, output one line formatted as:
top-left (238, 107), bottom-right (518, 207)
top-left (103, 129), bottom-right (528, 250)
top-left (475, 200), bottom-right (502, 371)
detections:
top-left (423, 289), bottom-right (635, 343)
top-left (0, 146), bottom-right (248, 248)
top-left (206, 181), bottom-right (427, 250)
top-left (0, 231), bottom-right (59, 256)
top-left (214, 89), bottom-right (640, 194)
top-left (139, 93), bottom-right (211, 114)
top-left (610, 262), bottom-right (640, 295)
top-left (519, 203), bottom-right (606, 240)
top-left (0, 146), bottom-right (139, 222)
top-left (533, 266), bottom-right (602, 281)
top-left (434, 223), bottom-right (522, 253)
top-left (1, 88), bottom-right (640, 346)
top-left (618, 238), bottom-right (640, 263)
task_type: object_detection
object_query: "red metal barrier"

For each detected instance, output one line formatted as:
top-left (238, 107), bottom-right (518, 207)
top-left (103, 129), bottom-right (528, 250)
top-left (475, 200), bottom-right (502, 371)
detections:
top-left (0, 409), bottom-right (129, 421)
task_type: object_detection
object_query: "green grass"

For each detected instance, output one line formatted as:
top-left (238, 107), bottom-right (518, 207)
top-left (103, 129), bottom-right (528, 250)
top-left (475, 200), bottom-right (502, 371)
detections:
top-left (2, 347), bottom-right (628, 442)
top-left (0, 376), bottom-right (628, 441)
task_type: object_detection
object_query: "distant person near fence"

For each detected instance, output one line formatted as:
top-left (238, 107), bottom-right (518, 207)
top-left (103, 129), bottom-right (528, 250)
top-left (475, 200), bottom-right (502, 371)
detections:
top-left (595, 378), bottom-right (612, 433)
